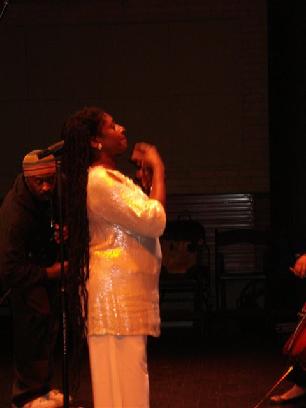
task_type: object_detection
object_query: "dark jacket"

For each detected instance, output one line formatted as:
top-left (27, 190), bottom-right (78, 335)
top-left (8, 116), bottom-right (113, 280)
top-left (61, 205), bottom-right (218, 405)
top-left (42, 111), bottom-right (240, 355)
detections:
top-left (0, 174), bottom-right (56, 292)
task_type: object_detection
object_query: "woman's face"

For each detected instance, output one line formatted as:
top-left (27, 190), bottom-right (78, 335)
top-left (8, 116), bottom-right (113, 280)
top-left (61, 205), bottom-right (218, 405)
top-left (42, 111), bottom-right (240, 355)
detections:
top-left (99, 113), bottom-right (128, 156)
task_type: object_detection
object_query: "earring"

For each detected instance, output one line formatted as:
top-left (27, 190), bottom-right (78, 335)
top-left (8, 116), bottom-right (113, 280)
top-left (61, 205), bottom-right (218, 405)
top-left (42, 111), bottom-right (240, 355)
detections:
top-left (97, 143), bottom-right (103, 151)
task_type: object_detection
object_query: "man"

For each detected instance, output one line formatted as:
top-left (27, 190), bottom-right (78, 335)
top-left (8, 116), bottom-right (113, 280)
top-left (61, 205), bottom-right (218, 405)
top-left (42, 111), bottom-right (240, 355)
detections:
top-left (0, 150), bottom-right (66, 408)
top-left (270, 254), bottom-right (306, 405)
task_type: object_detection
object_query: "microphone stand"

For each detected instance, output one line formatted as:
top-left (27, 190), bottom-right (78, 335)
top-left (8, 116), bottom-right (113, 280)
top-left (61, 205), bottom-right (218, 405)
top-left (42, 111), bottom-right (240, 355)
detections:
top-left (39, 142), bottom-right (69, 406)
top-left (55, 157), bottom-right (70, 408)
top-left (0, 0), bottom-right (9, 21)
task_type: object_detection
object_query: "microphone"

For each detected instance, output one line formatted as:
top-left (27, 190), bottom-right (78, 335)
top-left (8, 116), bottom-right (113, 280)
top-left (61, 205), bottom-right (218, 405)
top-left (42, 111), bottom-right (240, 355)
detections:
top-left (37, 140), bottom-right (64, 159)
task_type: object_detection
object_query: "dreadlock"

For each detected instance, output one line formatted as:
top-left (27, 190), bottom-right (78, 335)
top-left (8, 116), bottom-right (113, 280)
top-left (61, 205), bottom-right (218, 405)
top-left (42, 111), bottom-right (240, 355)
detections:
top-left (61, 106), bottom-right (105, 385)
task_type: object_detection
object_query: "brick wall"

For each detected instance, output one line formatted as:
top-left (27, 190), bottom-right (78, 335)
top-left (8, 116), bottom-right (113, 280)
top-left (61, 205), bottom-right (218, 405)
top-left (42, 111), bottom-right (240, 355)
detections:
top-left (0, 0), bottom-right (268, 196)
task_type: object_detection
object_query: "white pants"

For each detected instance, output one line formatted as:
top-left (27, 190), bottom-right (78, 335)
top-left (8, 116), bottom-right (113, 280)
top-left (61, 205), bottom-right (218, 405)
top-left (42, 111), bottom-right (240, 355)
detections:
top-left (88, 334), bottom-right (149, 408)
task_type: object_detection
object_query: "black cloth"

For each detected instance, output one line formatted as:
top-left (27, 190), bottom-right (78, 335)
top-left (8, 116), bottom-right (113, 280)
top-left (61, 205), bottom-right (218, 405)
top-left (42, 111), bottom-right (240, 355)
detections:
top-left (0, 174), bottom-right (59, 407)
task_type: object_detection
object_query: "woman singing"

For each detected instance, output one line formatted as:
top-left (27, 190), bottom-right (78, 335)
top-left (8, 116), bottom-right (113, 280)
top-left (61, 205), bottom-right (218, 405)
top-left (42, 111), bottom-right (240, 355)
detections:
top-left (61, 106), bottom-right (166, 407)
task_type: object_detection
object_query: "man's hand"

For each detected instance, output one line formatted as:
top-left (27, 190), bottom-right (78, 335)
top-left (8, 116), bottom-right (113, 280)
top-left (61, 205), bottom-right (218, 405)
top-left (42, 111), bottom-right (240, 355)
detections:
top-left (290, 254), bottom-right (306, 278)
top-left (46, 261), bottom-right (68, 279)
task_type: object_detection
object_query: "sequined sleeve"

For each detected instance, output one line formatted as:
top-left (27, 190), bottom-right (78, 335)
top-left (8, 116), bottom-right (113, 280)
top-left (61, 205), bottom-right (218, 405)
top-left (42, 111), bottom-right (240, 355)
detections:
top-left (87, 166), bottom-right (166, 238)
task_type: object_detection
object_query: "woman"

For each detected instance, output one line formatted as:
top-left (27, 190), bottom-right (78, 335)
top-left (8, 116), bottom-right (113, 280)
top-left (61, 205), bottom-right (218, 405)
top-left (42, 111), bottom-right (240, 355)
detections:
top-left (61, 106), bottom-right (166, 407)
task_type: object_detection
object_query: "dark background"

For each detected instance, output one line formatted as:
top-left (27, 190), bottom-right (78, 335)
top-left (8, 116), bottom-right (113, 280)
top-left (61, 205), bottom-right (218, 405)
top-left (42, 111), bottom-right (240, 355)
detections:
top-left (268, 1), bottom-right (306, 310)
top-left (0, 0), bottom-right (306, 312)
top-left (0, 0), bottom-right (269, 195)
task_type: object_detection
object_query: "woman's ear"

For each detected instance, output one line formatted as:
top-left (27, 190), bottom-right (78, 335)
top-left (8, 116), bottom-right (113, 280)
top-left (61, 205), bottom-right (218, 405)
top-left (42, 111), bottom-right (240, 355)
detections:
top-left (90, 139), bottom-right (103, 151)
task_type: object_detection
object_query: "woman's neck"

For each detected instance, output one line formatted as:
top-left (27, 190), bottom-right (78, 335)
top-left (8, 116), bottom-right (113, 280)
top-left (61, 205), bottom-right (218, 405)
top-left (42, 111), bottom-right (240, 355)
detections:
top-left (91, 154), bottom-right (117, 170)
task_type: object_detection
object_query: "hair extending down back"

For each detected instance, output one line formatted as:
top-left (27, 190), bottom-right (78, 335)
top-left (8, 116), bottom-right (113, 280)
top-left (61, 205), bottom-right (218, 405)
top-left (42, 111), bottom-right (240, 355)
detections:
top-left (61, 106), bottom-right (105, 381)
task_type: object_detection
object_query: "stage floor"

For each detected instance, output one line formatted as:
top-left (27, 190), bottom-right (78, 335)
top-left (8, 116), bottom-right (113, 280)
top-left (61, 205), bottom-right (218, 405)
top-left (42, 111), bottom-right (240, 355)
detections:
top-left (0, 314), bottom-right (303, 408)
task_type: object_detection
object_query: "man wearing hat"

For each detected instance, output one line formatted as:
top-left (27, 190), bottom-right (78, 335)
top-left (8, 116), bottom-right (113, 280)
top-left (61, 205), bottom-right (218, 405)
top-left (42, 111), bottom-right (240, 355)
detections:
top-left (0, 150), bottom-right (66, 408)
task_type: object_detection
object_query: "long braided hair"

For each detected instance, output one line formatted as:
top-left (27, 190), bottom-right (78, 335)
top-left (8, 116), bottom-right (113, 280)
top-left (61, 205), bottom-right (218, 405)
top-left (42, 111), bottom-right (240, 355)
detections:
top-left (61, 106), bottom-right (105, 370)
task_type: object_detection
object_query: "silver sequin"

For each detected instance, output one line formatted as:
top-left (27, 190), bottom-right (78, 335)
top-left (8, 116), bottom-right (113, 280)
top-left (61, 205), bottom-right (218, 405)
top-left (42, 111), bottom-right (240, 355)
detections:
top-left (86, 166), bottom-right (166, 337)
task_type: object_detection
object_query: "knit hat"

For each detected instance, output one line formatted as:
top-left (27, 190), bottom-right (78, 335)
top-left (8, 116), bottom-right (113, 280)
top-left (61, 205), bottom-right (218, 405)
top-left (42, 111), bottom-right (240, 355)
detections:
top-left (22, 150), bottom-right (56, 177)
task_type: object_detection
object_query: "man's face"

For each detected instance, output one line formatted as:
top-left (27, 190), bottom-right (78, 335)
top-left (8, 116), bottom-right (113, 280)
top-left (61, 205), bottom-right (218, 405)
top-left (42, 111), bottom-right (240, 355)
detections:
top-left (25, 173), bottom-right (56, 201)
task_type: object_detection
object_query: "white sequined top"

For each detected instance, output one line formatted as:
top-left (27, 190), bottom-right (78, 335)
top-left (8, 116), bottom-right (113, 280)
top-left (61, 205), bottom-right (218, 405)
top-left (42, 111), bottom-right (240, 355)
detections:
top-left (86, 166), bottom-right (166, 337)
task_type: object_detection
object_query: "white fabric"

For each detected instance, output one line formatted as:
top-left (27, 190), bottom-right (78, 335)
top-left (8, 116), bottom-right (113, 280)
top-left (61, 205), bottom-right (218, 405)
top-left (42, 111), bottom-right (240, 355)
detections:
top-left (88, 335), bottom-right (149, 408)
top-left (86, 166), bottom-right (166, 336)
